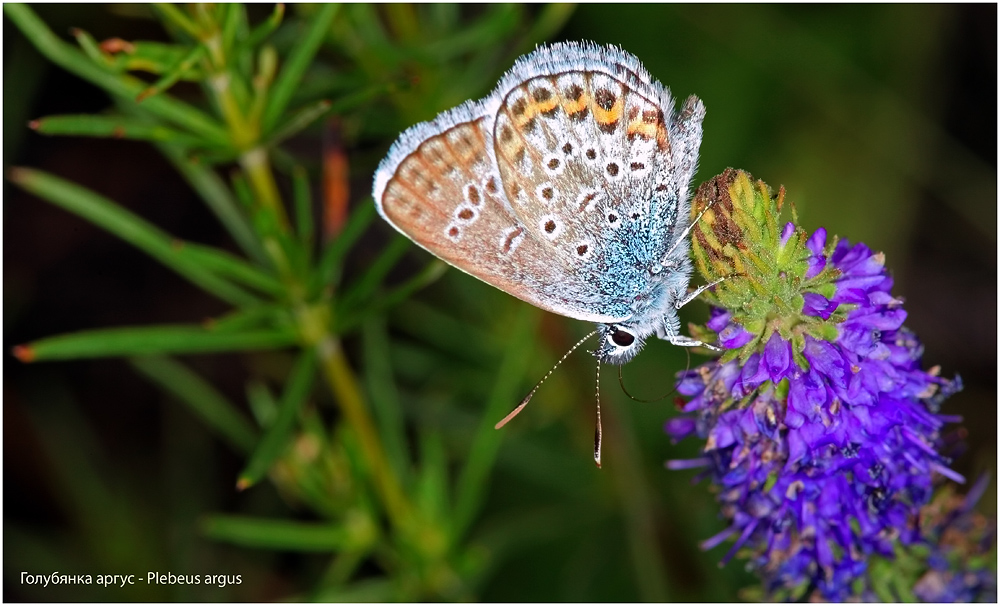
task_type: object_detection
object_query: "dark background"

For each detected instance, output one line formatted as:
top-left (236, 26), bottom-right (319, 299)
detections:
top-left (5, 4), bottom-right (996, 601)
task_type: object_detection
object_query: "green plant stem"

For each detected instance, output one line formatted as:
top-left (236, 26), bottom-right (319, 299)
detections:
top-left (211, 69), bottom-right (254, 143)
top-left (201, 30), bottom-right (291, 236)
top-left (201, 25), bottom-right (256, 149)
top-left (174, 8), bottom-right (288, 238)
top-left (198, 10), bottom-right (404, 528)
top-left (292, 296), bottom-right (412, 532)
top-left (315, 334), bottom-right (412, 530)
top-left (241, 146), bottom-right (290, 231)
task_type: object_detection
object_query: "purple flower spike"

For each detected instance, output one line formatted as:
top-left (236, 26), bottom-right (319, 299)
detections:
top-left (669, 216), bottom-right (967, 599)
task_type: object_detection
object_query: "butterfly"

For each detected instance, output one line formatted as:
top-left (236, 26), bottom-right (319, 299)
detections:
top-left (372, 41), bottom-right (716, 465)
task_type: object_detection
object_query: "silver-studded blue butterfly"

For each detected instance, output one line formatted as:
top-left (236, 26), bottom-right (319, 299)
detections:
top-left (372, 42), bottom-right (715, 463)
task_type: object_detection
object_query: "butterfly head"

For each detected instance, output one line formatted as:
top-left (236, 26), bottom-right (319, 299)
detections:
top-left (595, 323), bottom-right (647, 365)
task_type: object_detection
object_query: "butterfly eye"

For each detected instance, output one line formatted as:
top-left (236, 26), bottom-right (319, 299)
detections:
top-left (610, 328), bottom-right (635, 347)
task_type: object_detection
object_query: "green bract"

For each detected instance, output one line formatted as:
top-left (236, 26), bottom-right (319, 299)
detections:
top-left (689, 168), bottom-right (844, 366)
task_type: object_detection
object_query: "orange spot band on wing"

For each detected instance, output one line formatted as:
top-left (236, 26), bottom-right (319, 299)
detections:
top-left (626, 120), bottom-right (658, 139)
top-left (529, 96), bottom-right (559, 116)
top-left (563, 93), bottom-right (590, 116)
top-left (593, 98), bottom-right (624, 126)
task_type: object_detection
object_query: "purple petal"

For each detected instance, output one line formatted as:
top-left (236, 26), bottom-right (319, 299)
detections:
top-left (806, 254), bottom-right (827, 279)
top-left (763, 333), bottom-right (792, 382)
top-left (706, 307), bottom-right (732, 332)
top-left (708, 416), bottom-right (737, 449)
top-left (720, 520), bottom-right (759, 565)
top-left (719, 323), bottom-right (754, 349)
top-left (807, 227), bottom-right (828, 255)
top-left (700, 526), bottom-right (736, 551)
top-left (803, 338), bottom-right (849, 389)
top-left (675, 370), bottom-right (706, 396)
top-left (780, 222), bottom-right (796, 246)
top-left (736, 353), bottom-right (768, 395)
top-left (665, 457), bottom-right (710, 470)
top-left (932, 463), bottom-right (965, 484)
top-left (802, 292), bottom-right (837, 319)
top-left (786, 429), bottom-right (809, 465)
top-left (664, 416), bottom-right (697, 440)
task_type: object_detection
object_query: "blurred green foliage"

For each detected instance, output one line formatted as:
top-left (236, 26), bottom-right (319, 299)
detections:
top-left (4, 3), bottom-right (994, 602)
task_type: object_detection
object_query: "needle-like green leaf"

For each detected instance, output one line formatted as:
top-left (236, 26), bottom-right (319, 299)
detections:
top-left (5, 4), bottom-right (230, 146)
top-left (150, 3), bottom-right (202, 40)
top-left (136, 44), bottom-right (205, 102)
top-left (219, 3), bottom-right (243, 54)
top-left (243, 3), bottom-right (285, 50)
top-left (336, 235), bottom-right (410, 314)
top-left (237, 348), bottom-right (317, 489)
top-left (415, 430), bottom-right (449, 522)
top-left (156, 142), bottom-right (267, 265)
top-left (30, 114), bottom-right (207, 147)
top-left (180, 241), bottom-right (285, 296)
top-left (265, 99), bottom-right (331, 146)
top-left (16, 325), bottom-right (297, 362)
top-left (206, 304), bottom-right (287, 334)
top-left (112, 41), bottom-right (207, 79)
top-left (260, 3), bottom-right (339, 133)
top-left (311, 200), bottom-right (377, 295)
top-left (361, 318), bottom-right (409, 485)
top-left (129, 355), bottom-right (257, 454)
top-left (201, 515), bottom-right (349, 552)
top-left (337, 260), bottom-right (446, 333)
top-left (8, 167), bottom-right (260, 306)
top-left (246, 380), bottom-right (279, 428)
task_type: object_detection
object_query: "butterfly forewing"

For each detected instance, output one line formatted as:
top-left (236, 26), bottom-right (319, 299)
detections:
top-left (377, 113), bottom-right (623, 323)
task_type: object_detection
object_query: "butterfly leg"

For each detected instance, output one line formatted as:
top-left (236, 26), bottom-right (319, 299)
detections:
top-left (657, 311), bottom-right (722, 352)
top-left (664, 334), bottom-right (721, 352)
top-left (658, 195), bottom-right (718, 268)
top-left (675, 276), bottom-right (728, 309)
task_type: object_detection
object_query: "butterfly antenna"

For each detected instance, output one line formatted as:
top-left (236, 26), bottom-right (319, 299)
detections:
top-left (495, 329), bottom-right (599, 430)
top-left (594, 361), bottom-right (603, 468)
top-left (659, 195), bottom-right (717, 266)
top-left (616, 347), bottom-right (694, 404)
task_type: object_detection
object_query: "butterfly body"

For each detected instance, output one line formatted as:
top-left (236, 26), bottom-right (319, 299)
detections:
top-left (373, 42), bottom-right (707, 365)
